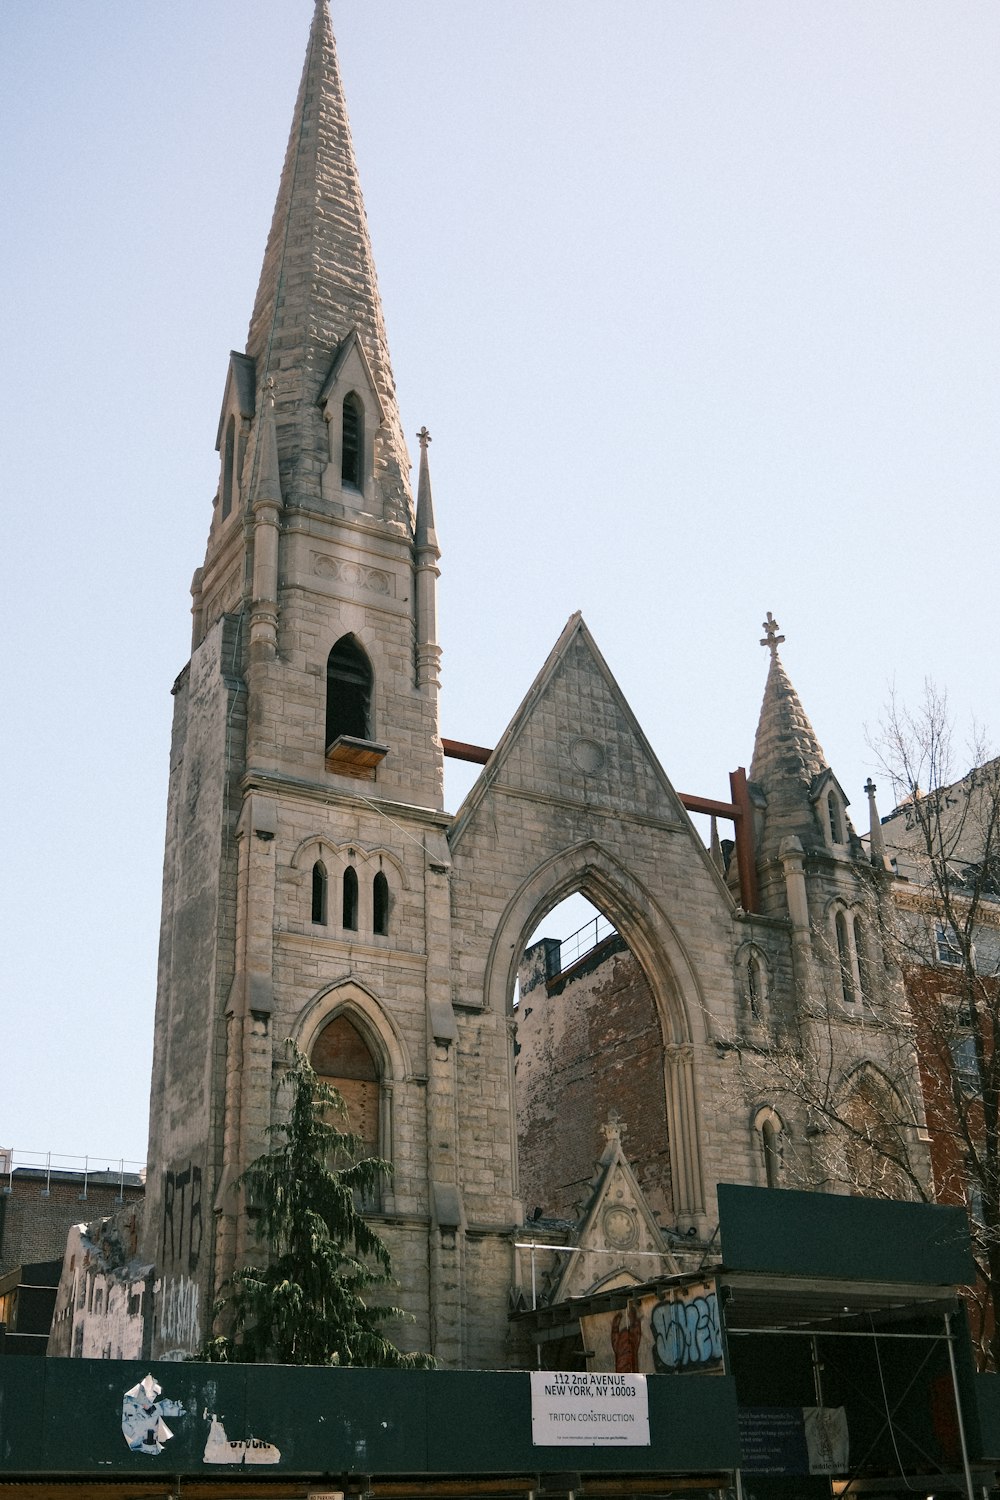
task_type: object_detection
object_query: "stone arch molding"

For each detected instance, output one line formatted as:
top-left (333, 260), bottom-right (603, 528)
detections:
top-left (290, 836), bottom-right (408, 888)
top-left (292, 977), bottom-right (412, 1086)
top-left (837, 1059), bottom-right (916, 1124)
top-left (487, 838), bottom-right (707, 1219)
top-left (485, 839), bottom-right (707, 1045)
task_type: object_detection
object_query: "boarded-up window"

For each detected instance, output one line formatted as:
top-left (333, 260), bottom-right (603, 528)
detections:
top-left (311, 1014), bottom-right (379, 1161)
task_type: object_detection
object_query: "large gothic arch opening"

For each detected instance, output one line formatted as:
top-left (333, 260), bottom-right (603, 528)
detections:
top-left (494, 843), bottom-right (707, 1225)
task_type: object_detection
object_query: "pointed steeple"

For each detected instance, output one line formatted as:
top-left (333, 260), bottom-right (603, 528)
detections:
top-left (415, 425), bottom-right (438, 553)
top-left (246, 0), bottom-right (410, 519)
top-left (709, 814), bottom-right (725, 874)
top-left (414, 426), bottom-right (441, 694)
top-left (251, 380), bottom-right (283, 512)
top-left (865, 778), bottom-right (892, 872)
top-left (749, 612), bottom-right (830, 857)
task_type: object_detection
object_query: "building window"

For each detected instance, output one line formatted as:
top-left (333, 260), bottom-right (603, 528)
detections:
top-left (827, 790), bottom-right (843, 844)
top-left (326, 634), bottom-right (372, 749)
top-left (936, 924), bottom-right (964, 967)
top-left (343, 866), bottom-right (359, 931)
top-left (853, 915), bottom-right (870, 1002)
top-left (950, 1033), bottom-right (980, 1096)
top-left (754, 1107), bottom-right (784, 1188)
top-left (311, 861), bottom-right (328, 925)
top-left (341, 392), bottom-right (363, 489)
top-left (373, 871), bottom-right (389, 936)
top-left (836, 910), bottom-right (855, 1004)
top-left (747, 952), bottom-right (764, 1022)
top-left (762, 1118), bottom-right (782, 1187)
top-left (221, 415), bottom-right (236, 519)
top-left (310, 1012), bottom-right (382, 1207)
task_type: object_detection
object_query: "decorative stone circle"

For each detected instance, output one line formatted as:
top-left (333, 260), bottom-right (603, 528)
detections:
top-left (570, 737), bottom-right (605, 773)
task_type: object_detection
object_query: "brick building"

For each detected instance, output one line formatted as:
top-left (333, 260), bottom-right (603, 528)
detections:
top-left (0, 1167), bottom-right (143, 1281)
top-left (141, 1), bottom-right (929, 1365)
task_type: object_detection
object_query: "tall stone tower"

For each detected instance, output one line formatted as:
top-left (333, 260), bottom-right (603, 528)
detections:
top-left (144, 0), bottom-right (456, 1360)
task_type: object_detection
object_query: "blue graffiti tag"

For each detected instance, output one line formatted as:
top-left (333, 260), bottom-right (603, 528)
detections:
top-left (650, 1291), bottom-right (723, 1372)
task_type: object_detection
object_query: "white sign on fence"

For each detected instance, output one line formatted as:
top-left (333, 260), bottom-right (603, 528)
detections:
top-left (530, 1371), bottom-right (650, 1447)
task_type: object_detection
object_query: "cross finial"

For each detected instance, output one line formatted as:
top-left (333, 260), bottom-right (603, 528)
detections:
top-left (865, 778), bottom-right (877, 798)
top-left (760, 611), bottom-right (785, 658)
top-left (602, 1110), bottom-right (627, 1143)
top-left (417, 425), bottom-right (431, 450)
top-left (263, 373), bottom-right (276, 408)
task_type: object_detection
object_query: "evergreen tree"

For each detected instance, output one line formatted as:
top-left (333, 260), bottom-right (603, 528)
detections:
top-left (200, 1042), bottom-right (432, 1367)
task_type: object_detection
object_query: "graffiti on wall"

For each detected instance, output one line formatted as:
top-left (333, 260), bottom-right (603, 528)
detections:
top-left (581, 1280), bottom-right (724, 1375)
top-left (157, 1274), bottom-right (201, 1353)
top-left (161, 1159), bottom-right (203, 1272)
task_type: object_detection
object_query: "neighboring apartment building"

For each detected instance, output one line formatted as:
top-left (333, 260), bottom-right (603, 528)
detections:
top-left (138, 0), bottom-right (931, 1367)
top-left (874, 762), bottom-right (1000, 1362)
top-left (0, 1161), bottom-right (143, 1280)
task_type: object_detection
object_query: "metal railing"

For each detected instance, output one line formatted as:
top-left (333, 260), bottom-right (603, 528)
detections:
top-left (553, 911), bottom-right (616, 973)
top-left (0, 1149), bottom-right (146, 1201)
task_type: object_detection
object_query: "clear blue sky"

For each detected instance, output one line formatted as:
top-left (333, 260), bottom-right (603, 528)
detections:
top-left (2, 2), bottom-right (998, 1163)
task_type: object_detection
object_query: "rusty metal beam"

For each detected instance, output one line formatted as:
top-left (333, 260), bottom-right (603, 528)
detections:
top-left (678, 792), bottom-right (739, 819)
top-left (441, 737), bottom-right (492, 764)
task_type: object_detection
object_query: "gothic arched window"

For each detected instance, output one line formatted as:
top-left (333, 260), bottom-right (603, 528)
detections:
top-left (853, 915), bottom-right (870, 1002)
top-left (342, 865), bottom-right (359, 931)
top-left (762, 1118), bottom-right (781, 1187)
top-left (311, 861), bottom-right (328, 925)
top-left (310, 1014), bottom-right (382, 1206)
top-left (373, 871), bottom-right (389, 936)
top-left (341, 392), bottom-right (363, 489)
top-left (326, 634), bottom-right (372, 749)
top-left (827, 790), bottom-right (843, 845)
top-left (754, 1107), bottom-right (784, 1188)
top-left (221, 415), bottom-right (236, 519)
top-left (836, 910), bottom-right (855, 1004)
top-left (747, 952), bottom-right (764, 1022)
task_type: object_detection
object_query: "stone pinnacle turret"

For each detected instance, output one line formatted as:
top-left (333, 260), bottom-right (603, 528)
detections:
top-left (749, 612), bottom-right (830, 860)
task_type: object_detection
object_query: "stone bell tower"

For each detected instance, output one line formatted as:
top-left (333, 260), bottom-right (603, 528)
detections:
top-left (143, 0), bottom-right (459, 1361)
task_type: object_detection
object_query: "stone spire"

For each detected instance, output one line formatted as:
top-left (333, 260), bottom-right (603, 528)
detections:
top-left (415, 425), bottom-right (438, 553)
top-left (865, 778), bottom-right (892, 872)
top-left (246, 0), bottom-right (410, 516)
top-left (749, 613), bottom-right (829, 856)
top-left (414, 426), bottom-right (441, 693)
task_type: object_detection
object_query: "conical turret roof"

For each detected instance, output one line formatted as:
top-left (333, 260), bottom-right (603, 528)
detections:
top-left (246, 0), bottom-right (410, 516)
top-left (750, 614), bottom-right (830, 857)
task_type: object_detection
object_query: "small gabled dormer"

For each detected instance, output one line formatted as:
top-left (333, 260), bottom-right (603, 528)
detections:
top-left (810, 768), bottom-right (853, 853)
top-left (214, 352), bottom-right (255, 528)
top-left (319, 330), bottom-right (385, 513)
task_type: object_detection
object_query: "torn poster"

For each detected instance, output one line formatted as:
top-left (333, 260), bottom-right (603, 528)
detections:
top-left (203, 1413), bottom-right (281, 1465)
top-left (804, 1406), bottom-right (849, 1474)
top-left (121, 1373), bottom-right (187, 1455)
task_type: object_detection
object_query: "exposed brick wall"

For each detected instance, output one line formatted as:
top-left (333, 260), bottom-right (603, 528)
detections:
top-left (516, 939), bottom-right (672, 1223)
top-left (0, 1173), bottom-right (144, 1279)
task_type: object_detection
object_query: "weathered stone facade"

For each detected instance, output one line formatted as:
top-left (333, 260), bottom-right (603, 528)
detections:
top-left (142, 2), bottom-right (929, 1367)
